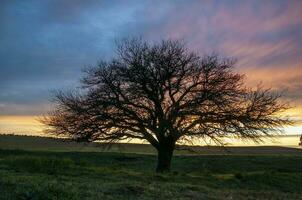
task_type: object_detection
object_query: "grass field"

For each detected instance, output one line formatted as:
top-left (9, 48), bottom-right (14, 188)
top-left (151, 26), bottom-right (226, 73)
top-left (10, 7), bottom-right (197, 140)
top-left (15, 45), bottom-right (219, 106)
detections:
top-left (0, 135), bottom-right (302, 199)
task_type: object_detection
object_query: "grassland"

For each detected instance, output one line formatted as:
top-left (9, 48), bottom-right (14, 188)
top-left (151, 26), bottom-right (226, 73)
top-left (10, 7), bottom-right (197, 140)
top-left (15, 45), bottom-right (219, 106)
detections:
top-left (0, 135), bottom-right (302, 199)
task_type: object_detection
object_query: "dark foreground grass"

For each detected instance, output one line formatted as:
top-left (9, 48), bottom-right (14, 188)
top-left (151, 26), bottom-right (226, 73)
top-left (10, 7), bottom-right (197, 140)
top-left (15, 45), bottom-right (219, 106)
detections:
top-left (0, 149), bottom-right (302, 199)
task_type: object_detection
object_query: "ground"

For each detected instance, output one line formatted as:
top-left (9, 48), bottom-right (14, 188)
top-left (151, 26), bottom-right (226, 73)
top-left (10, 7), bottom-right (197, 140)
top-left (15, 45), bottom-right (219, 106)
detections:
top-left (0, 135), bottom-right (302, 200)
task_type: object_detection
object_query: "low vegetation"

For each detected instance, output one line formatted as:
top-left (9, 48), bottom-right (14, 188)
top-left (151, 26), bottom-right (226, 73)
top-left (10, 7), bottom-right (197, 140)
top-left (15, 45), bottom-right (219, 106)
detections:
top-left (0, 135), bottom-right (302, 199)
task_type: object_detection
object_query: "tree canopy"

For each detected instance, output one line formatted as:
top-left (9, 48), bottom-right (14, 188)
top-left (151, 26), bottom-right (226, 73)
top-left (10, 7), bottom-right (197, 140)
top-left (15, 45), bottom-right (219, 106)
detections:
top-left (42, 39), bottom-right (291, 172)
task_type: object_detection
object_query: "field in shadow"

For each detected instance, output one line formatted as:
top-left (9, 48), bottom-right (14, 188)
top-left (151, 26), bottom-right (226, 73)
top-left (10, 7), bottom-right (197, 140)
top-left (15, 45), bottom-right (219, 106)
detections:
top-left (0, 134), bottom-right (301, 155)
top-left (0, 135), bottom-right (301, 199)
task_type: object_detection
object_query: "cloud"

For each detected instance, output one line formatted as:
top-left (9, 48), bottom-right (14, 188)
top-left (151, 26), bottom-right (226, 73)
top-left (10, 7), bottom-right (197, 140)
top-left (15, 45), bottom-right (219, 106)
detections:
top-left (0, 0), bottom-right (148, 114)
top-left (0, 0), bottom-right (302, 119)
top-left (0, 102), bottom-right (51, 115)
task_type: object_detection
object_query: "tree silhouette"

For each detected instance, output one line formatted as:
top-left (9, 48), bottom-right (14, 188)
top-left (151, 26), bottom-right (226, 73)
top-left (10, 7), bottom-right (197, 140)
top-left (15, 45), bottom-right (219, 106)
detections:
top-left (42, 39), bottom-right (291, 172)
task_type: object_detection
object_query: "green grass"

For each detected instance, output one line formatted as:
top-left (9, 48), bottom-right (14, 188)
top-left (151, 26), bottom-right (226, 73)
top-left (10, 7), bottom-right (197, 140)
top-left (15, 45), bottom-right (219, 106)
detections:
top-left (0, 135), bottom-right (302, 199)
top-left (0, 149), bottom-right (302, 199)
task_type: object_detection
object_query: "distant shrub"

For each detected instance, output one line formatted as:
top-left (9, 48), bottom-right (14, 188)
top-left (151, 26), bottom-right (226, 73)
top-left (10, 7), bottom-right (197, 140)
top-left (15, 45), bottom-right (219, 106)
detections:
top-left (172, 171), bottom-right (179, 176)
top-left (234, 172), bottom-right (244, 181)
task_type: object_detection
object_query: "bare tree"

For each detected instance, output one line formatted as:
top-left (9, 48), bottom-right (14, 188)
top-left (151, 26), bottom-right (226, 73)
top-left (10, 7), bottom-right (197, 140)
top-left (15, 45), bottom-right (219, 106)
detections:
top-left (42, 39), bottom-right (291, 172)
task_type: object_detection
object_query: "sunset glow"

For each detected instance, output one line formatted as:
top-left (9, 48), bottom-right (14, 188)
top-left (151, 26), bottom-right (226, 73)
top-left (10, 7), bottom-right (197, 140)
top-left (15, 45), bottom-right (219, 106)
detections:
top-left (0, 116), bottom-right (44, 135)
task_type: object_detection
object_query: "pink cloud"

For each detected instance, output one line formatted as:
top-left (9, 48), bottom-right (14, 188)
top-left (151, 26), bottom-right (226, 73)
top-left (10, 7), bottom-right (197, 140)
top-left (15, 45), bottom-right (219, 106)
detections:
top-left (144, 1), bottom-right (302, 119)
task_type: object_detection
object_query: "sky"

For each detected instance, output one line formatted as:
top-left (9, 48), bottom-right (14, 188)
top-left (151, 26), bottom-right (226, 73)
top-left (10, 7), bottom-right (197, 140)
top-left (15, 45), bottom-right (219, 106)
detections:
top-left (0, 0), bottom-right (302, 145)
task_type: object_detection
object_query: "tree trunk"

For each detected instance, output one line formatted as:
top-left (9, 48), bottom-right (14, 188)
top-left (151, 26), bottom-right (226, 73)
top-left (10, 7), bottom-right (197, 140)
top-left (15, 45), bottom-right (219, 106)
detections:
top-left (156, 143), bottom-right (174, 173)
